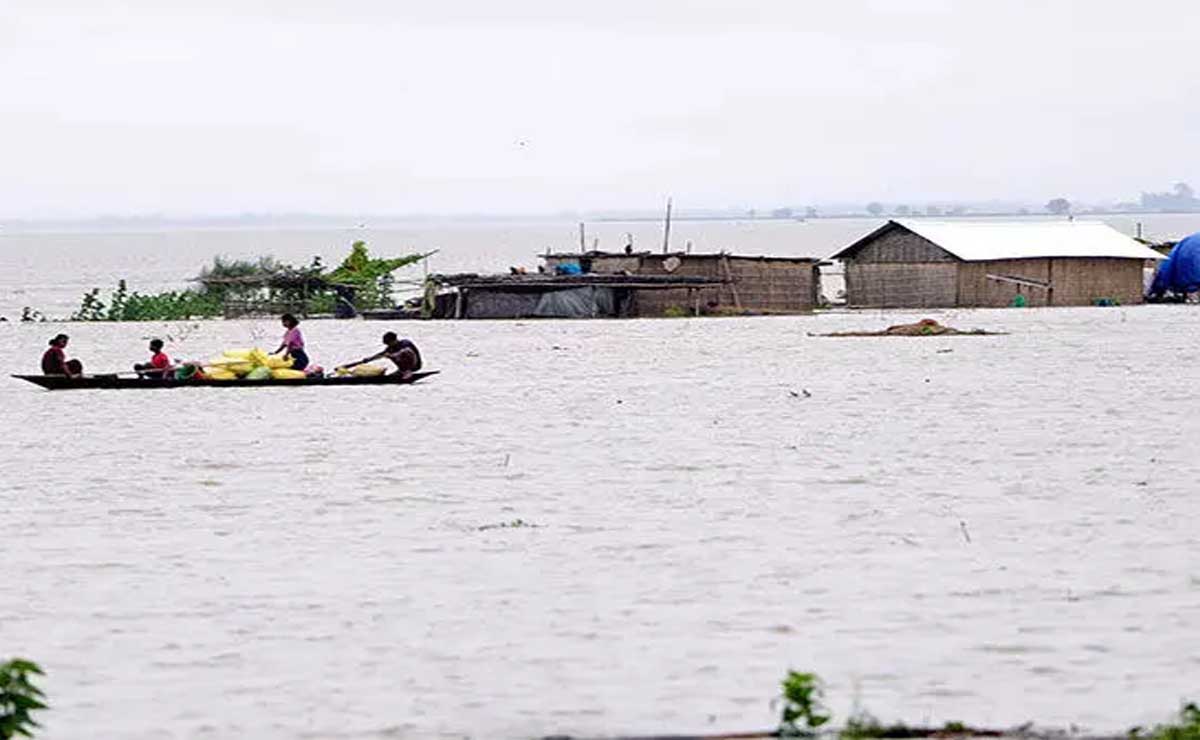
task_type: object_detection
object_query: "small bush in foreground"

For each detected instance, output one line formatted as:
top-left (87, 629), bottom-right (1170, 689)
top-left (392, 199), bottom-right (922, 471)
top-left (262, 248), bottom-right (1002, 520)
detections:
top-left (777, 671), bottom-right (830, 736)
top-left (0, 658), bottom-right (47, 739)
top-left (1132, 703), bottom-right (1200, 740)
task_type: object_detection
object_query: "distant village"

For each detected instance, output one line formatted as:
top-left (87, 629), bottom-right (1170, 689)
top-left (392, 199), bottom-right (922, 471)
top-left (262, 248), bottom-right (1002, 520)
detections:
top-left (381, 219), bottom-right (1170, 321)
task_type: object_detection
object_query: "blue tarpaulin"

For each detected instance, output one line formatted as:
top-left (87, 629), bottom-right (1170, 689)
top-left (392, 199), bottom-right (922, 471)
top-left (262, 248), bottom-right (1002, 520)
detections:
top-left (1149, 232), bottom-right (1200, 297)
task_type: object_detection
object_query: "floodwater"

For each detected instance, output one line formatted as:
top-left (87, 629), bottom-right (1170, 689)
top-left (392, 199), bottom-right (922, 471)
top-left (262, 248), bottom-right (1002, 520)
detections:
top-left (3, 306), bottom-right (1200, 739)
top-left (2, 221), bottom-right (1200, 739)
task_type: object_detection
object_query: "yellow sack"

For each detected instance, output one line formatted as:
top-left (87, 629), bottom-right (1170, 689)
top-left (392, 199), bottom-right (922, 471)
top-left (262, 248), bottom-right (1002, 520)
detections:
top-left (334, 367), bottom-right (352, 377)
top-left (351, 364), bottom-right (386, 377)
top-left (265, 353), bottom-right (293, 369)
top-left (205, 368), bottom-right (238, 380)
top-left (210, 358), bottom-right (253, 376)
top-left (223, 348), bottom-right (254, 360)
top-left (248, 348), bottom-right (271, 367)
top-left (271, 368), bottom-right (307, 380)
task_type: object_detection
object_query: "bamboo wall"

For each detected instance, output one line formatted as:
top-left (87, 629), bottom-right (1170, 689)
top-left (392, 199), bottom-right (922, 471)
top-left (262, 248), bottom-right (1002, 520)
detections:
top-left (851, 228), bottom-right (956, 263)
top-left (1043, 258), bottom-right (1145, 305)
top-left (843, 227), bottom-right (959, 308)
top-left (842, 227), bottom-right (1148, 308)
top-left (543, 253), bottom-right (818, 316)
top-left (463, 290), bottom-right (541, 319)
top-left (634, 256), bottom-right (818, 315)
top-left (845, 263), bottom-right (959, 308)
top-left (956, 259), bottom-right (1052, 307)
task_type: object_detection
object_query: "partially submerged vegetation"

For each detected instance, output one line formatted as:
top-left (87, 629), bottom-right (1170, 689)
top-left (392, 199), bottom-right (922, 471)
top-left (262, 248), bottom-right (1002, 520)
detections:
top-left (1132, 703), bottom-right (1200, 740)
top-left (0, 659), bottom-right (47, 739)
top-left (544, 671), bottom-right (1199, 740)
top-left (62, 241), bottom-right (428, 322)
top-left (777, 671), bottom-right (831, 736)
top-left (811, 318), bottom-right (1006, 338)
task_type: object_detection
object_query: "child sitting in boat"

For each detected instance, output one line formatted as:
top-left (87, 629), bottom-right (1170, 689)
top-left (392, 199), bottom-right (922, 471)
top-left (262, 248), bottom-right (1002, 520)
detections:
top-left (274, 313), bottom-right (310, 370)
top-left (133, 339), bottom-right (173, 378)
top-left (339, 332), bottom-right (422, 378)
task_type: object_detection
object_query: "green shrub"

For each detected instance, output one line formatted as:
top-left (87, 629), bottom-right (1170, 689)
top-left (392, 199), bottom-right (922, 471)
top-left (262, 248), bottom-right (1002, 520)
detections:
top-left (778, 671), bottom-right (830, 736)
top-left (1132, 703), bottom-right (1200, 740)
top-left (0, 659), bottom-right (47, 739)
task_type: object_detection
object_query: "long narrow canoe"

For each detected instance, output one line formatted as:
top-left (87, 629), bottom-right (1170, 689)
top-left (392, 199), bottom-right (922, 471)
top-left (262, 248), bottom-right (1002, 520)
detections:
top-left (12, 371), bottom-right (438, 391)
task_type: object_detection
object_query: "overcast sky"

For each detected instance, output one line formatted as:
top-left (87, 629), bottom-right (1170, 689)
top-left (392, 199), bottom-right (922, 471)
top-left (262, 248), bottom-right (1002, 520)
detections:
top-left (2, 0), bottom-right (1198, 217)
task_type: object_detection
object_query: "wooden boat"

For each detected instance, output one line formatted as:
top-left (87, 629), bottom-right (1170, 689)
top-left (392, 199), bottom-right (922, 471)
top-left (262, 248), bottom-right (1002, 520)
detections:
top-left (12, 371), bottom-right (438, 391)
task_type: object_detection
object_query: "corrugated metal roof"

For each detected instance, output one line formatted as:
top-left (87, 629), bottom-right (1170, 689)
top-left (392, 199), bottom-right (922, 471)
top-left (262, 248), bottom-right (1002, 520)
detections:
top-left (834, 220), bottom-right (1165, 262)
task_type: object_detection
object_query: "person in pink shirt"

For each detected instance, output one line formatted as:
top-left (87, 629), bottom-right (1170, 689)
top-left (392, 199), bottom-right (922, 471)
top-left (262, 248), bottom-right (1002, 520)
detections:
top-left (274, 313), bottom-right (310, 370)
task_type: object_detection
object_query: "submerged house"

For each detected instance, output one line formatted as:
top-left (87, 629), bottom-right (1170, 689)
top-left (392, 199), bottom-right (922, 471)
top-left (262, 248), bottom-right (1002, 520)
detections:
top-left (541, 251), bottom-right (822, 316)
top-left (407, 251), bottom-right (822, 319)
top-left (832, 220), bottom-right (1163, 308)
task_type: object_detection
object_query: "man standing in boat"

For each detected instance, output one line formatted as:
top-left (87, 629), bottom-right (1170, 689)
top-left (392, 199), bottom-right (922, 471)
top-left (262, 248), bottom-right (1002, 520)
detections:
top-left (340, 332), bottom-right (422, 378)
top-left (41, 334), bottom-right (82, 377)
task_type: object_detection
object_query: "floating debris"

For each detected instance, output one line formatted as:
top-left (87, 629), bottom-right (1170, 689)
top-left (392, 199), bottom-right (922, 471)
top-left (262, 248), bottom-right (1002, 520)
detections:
top-left (810, 318), bottom-right (1006, 338)
top-left (478, 518), bottom-right (541, 532)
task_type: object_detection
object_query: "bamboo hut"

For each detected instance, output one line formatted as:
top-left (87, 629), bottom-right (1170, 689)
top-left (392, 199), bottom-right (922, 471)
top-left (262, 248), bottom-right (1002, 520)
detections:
top-left (832, 220), bottom-right (1164, 308)
top-left (541, 251), bottom-right (822, 316)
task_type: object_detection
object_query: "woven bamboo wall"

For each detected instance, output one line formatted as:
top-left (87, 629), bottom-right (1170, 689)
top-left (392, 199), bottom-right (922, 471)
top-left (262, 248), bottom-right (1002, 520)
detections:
top-left (957, 258), bottom-right (1144, 306)
top-left (1047, 258), bottom-right (1145, 305)
top-left (957, 259), bottom-right (1052, 307)
top-left (845, 263), bottom-right (958, 308)
top-left (634, 256), bottom-right (817, 315)
top-left (852, 228), bottom-right (956, 263)
top-left (464, 290), bottom-right (540, 319)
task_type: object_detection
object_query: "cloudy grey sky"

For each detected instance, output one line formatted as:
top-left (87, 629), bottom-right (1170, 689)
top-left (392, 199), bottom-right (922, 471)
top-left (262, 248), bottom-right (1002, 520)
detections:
top-left (2, 0), bottom-right (1197, 217)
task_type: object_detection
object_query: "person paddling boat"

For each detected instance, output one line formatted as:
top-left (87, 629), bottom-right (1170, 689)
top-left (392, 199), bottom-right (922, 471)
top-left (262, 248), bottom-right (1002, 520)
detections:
top-left (339, 332), bottom-right (422, 378)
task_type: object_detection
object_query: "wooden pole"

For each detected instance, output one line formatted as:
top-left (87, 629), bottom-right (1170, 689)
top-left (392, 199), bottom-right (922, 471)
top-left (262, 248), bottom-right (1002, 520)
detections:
top-left (579, 222), bottom-right (586, 253)
top-left (662, 197), bottom-right (673, 254)
top-left (722, 254), bottom-right (743, 310)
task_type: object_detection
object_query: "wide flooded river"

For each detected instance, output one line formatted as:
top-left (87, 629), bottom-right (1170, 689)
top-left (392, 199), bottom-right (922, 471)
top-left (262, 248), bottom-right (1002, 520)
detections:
top-left (2, 303), bottom-right (1199, 739)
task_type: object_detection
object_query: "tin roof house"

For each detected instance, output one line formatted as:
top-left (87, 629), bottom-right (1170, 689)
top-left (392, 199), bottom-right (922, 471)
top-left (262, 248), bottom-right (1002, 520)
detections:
top-left (832, 220), bottom-right (1163, 308)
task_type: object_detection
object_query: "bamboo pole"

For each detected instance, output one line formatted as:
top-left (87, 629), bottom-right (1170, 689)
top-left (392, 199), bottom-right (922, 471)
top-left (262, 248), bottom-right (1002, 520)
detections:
top-left (722, 254), bottom-right (743, 310)
top-left (662, 197), bottom-right (673, 254)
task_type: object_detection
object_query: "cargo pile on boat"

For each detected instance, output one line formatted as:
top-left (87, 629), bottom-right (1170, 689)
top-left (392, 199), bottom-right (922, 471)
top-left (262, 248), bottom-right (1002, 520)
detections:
top-left (200, 348), bottom-right (312, 381)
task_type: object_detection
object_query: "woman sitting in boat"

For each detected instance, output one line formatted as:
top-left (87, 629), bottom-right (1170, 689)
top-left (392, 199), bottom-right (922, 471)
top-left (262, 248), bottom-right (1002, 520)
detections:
top-left (41, 334), bottom-right (83, 377)
top-left (274, 313), bottom-right (310, 370)
top-left (133, 339), bottom-right (173, 378)
top-left (340, 332), bottom-right (422, 378)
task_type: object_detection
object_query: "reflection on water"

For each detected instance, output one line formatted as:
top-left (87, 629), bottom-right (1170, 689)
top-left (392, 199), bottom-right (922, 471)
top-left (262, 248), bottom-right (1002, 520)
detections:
top-left (1, 294), bottom-right (1200, 738)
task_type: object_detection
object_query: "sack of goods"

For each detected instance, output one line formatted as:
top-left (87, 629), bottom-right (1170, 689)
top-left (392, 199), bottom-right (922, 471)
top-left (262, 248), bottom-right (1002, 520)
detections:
top-left (245, 366), bottom-right (273, 381)
top-left (271, 368), bottom-right (307, 380)
top-left (205, 347), bottom-right (295, 378)
top-left (205, 368), bottom-right (238, 381)
top-left (351, 364), bottom-right (386, 377)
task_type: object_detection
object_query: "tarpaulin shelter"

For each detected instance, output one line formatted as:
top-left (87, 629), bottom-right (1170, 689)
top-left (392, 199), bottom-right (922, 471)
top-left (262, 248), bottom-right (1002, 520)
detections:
top-left (1149, 232), bottom-right (1200, 298)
